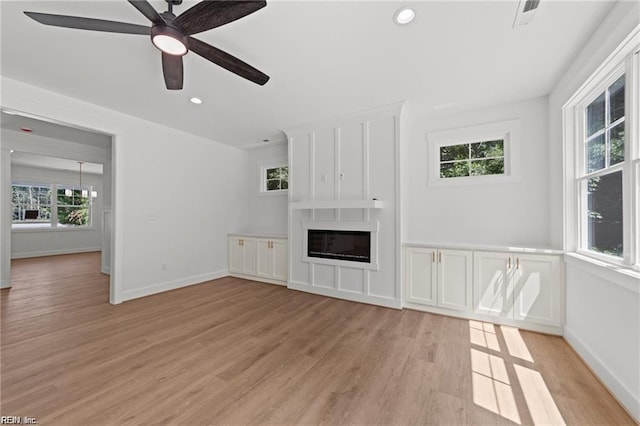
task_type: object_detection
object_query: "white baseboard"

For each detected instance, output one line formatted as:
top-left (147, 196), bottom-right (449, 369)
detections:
top-left (101, 266), bottom-right (110, 275)
top-left (0, 279), bottom-right (10, 289)
top-left (11, 247), bottom-right (101, 259)
top-left (122, 270), bottom-right (228, 302)
top-left (564, 326), bottom-right (640, 422)
top-left (288, 280), bottom-right (402, 309)
top-left (229, 273), bottom-right (286, 286)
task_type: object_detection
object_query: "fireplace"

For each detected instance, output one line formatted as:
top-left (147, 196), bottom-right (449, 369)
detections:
top-left (307, 229), bottom-right (371, 263)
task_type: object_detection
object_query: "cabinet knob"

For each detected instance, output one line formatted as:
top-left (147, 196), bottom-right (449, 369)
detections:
top-left (516, 258), bottom-right (520, 269)
top-left (438, 252), bottom-right (442, 263)
top-left (508, 257), bottom-right (511, 268)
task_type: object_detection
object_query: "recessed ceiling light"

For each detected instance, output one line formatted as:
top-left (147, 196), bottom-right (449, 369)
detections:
top-left (394, 8), bottom-right (416, 25)
top-left (20, 127), bottom-right (33, 133)
top-left (10, 150), bottom-right (15, 154)
top-left (190, 97), bottom-right (203, 104)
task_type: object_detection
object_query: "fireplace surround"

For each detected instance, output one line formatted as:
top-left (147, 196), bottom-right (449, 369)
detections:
top-left (307, 229), bottom-right (371, 263)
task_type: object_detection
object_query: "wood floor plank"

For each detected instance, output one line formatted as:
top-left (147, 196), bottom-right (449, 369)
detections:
top-left (1, 253), bottom-right (635, 425)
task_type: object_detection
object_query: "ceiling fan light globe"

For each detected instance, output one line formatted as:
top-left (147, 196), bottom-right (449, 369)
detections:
top-left (151, 24), bottom-right (188, 56)
top-left (152, 34), bottom-right (187, 55)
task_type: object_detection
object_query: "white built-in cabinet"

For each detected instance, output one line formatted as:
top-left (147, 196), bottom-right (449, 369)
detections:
top-left (229, 235), bottom-right (287, 286)
top-left (256, 238), bottom-right (288, 282)
top-left (404, 245), bottom-right (563, 334)
top-left (474, 251), bottom-right (561, 327)
top-left (405, 247), bottom-right (472, 311)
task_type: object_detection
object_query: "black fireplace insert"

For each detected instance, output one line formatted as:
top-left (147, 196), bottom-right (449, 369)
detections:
top-left (307, 229), bottom-right (371, 263)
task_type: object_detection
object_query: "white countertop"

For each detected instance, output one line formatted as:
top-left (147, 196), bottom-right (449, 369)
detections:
top-left (403, 241), bottom-right (563, 255)
top-left (229, 231), bottom-right (288, 239)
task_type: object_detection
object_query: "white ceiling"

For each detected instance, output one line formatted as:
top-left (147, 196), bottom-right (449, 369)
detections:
top-left (0, 1), bottom-right (614, 149)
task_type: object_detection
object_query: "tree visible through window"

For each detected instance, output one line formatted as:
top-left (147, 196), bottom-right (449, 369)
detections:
top-left (264, 166), bottom-right (288, 192)
top-left (57, 186), bottom-right (91, 226)
top-left (12, 182), bottom-right (93, 228)
top-left (12, 184), bottom-right (51, 224)
top-left (440, 140), bottom-right (505, 178)
top-left (582, 75), bottom-right (625, 256)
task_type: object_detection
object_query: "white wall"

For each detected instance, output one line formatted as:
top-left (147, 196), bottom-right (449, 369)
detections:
top-left (1, 76), bottom-right (249, 303)
top-left (546, 1), bottom-right (640, 420)
top-left (11, 165), bottom-right (103, 258)
top-left (405, 96), bottom-right (550, 248)
top-left (245, 143), bottom-right (288, 236)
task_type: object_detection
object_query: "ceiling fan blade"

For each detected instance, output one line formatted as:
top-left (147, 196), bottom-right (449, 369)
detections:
top-left (127, 0), bottom-right (164, 24)
top-left (188, 37), bottom-right (269, 85)
top-left (176, 1), bottom-right (266, 35)
top-left (24, 12), bottom-right (150, 35)
top-left (162, 53), bottom-right (184, 90)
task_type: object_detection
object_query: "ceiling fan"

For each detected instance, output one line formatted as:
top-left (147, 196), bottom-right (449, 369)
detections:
top-left (24, 0), bottom-right (270, 90)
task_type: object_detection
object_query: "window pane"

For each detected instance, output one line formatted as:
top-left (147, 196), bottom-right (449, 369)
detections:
top-left (58, 207), bottom-right (89, 226)
top-left (440, 161), bottom-right (469, 178)
top-left (266, 179), bottom-right (281, 191)
top-left (266, 168), bottom-right (280, 179)
top-left (586, 93), bottom-right (605, 136)
top-left (609, 122), bottom-right (624, 166)
top-left (440, 144), bottom-right (469, 162)
top-left (470, 158), bottom-right (504, 176)
top-left (586, 171), bottom-right (623, 256)
top-left (470, 140), bottom-right (504, 159)
top-left (609, 75), bottom-right (625, 123)
top-left (586, 134), bottom-right (605, 173)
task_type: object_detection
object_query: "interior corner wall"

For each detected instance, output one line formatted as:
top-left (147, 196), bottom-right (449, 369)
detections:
top-left (1, 76), bottom-right (249, 303)
top-left (246, 143), bottom-right (288, 235)
top-left (11, 165), bottom-right (103, 259)
top-left (405, 96), bottom-right (550, 248)
top-left (547, 1), bottom-right (640, 421)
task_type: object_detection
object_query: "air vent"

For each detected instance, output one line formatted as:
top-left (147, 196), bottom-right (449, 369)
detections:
top-left (513, 0), bottom-right (541, 27)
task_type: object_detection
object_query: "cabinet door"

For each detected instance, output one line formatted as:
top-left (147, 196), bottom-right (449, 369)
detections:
top-left (473, 251), bottom-right (512, 317)
top-left (272, 239), bottom-right (288, 282)
top-left (229, 237), bottom-right (244, 273)
top-left (256, 239), bottom-right (272, 278)
top-left (404, 247), bottom-right (437, 306)
top-left (513, 254), bottom-right (561, 326)
top-left (242, 238), bottom-right (257, 275)
top-left (437, 249), bottom-right (473, 311)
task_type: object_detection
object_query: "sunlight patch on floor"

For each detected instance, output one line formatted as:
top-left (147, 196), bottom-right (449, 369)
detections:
top-left (514, 364), bottom-right (566, 425)
top-left (500, 325), bottom-right (534, 362)
top-left (469, 320), bottom-right (501, 352)
top-left (471, 348), bottom-right (521, 424)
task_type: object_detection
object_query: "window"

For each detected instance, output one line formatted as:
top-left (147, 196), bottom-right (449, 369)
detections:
top-left (440, 139), bottom-right (505, 178)
top-left (564, 32), bottom-right (639, 269)
top-left (581, 76), bottom-right (625, 257)
top-left (11, 182), bottom-right (93, 229)
top-left (12, 183), bottom-right (52, 227)
top-left (262, 166), bottom-right (288, 192)
top-left (427, 119), bottom-right (520, 186)
top-left (57, 186), bottom-right (91, 227)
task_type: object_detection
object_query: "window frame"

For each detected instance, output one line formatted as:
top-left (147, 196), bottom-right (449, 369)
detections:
top-left (259, 163), bottom-right (288, 195)
top-left (11, 181), bottom-right (94, 231)
top-left (427, 119), bottom-right (521, 187)
top-left (563, 30), bottom-right (639, 271)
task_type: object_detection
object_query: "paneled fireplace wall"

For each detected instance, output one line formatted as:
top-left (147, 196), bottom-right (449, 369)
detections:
top-left (285, 103), bottom-right (404, 308)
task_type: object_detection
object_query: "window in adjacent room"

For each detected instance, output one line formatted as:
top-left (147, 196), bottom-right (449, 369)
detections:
top-left (262, 165), bottom-right (288, 192)
top-left (564, 32), bottom-right (638, 269)
top-left (57, 185), bottom-right (92, 227)
top-left (11, 182), bottom-right (93, 229)
top-left (11, 183), bottom-right (52, 227)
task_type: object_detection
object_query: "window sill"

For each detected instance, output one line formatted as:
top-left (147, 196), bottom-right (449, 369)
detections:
top-left (428, 174), bottom-right (522, 187)
top-left (258, 190), bottom-right (288, 198)
top-left (564, 252), bottom-right (640, 294)
top-left (12, 226), bottom-right (97, 234)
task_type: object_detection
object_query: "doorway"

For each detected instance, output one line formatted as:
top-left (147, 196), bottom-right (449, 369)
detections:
top-left (0, 109), bottom-right (117, 303)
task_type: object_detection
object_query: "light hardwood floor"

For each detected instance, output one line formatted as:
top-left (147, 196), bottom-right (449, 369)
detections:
top-left (1, 252), bottom-right (634, 425)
